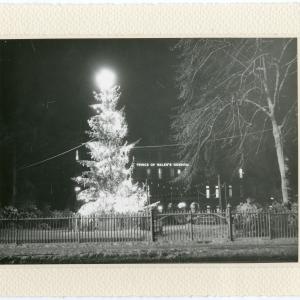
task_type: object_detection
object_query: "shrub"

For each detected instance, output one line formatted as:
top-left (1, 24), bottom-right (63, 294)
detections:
top-left (270, 200), bottom-right (298, 213)
top-left (235, 197), bottom-right (260, 214)
top-left (0, 206), bottom-right (19, 219)
top-left (18, 203), bottom-right (43, 218)
top-left (51, 209), bottom-right (74, 218)
top-left (291, 202), bottom-right (298, 213)
top-left (0, 206), bottom-right (75, 219)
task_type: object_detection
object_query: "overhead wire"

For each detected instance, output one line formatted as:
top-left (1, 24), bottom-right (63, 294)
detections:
top-left (18, 128), bottom-right (273, 171)
top-left (18, 138), bottom-right (96, 171)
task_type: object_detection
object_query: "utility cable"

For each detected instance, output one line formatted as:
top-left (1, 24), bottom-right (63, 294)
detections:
top-left (18, 138), bottom-right (96, 171)
top-left (18, 128), bottom-right (273, 171)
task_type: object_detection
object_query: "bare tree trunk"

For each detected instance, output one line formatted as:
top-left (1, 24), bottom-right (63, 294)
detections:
top-left (271, 117), bottom-right (289, 204)
top-left (11, 143), bottom-right (17, 206)
top-left (262, 51), bottom-right (290, 205)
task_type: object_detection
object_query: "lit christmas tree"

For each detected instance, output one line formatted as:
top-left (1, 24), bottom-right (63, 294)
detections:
top-left (74, 70), bottom-right (146, 215)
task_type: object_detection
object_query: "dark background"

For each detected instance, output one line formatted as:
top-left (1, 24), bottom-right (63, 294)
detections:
top-left (0, 39), bottom-right (179, 211)
top-left (0, 39), bottom-right (297, 212)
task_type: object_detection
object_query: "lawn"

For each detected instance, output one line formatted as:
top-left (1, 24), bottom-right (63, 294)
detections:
top-left (0, 238), bottom-right (297, 263)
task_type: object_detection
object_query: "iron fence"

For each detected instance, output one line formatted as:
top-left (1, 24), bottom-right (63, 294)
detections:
top-left (0, 213), bottom-right (151, 244)
top-left (0, 209), bottom-right (297, 244)
top-left (233, 212), bottom-right (298, 239)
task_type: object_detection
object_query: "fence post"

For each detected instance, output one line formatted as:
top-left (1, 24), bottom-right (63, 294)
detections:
top-left (226, 204), bottom-right (233, 241)
top-left (15, 218), bottom-right (19, 245)
top-left (190, 210), bottom-right (194, 241)
top-left (268, 210), bottom-right (272, 240)
top-left (150, 208), bottom-right (155, 242)
top-left (76, 214), bottom-right (81, 243)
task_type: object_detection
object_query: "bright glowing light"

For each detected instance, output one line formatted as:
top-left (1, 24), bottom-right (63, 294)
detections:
top-left (75, 186), bottom-right (81, 192)
top-left (178, 202), bottom-right (186, 209)
top-left (157, 205), bottom-right (163, 213)
top-left (95, 68), bottom-right (116, 91)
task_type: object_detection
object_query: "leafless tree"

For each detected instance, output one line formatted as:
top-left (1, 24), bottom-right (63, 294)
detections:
top-left (172, 38), bottom-right (297, 204)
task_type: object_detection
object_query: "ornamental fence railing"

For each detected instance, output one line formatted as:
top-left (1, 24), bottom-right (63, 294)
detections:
top-left (0, 206), bottom-right (297, 244)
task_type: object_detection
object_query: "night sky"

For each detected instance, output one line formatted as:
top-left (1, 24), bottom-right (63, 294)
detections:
top-left (0, 39), bottom-right (179, 210)
top-left (1, 39), bottom-right (297, 211)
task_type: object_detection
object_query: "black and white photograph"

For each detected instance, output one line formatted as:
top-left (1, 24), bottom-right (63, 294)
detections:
top-left (0, 38), bottom-right (297, 263)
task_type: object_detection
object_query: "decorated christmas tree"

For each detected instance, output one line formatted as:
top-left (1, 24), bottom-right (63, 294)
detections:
top-left (74, 70), bottom-right (146, 215)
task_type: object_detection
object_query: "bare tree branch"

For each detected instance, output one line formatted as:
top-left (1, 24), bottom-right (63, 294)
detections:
top-left (243, 98), bottom-right (270, 116)
top-left (172, 38), bottom-right (297, 204)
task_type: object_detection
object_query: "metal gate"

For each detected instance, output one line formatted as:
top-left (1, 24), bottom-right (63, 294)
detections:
top-left (154, 210), bottom-right (229, 242)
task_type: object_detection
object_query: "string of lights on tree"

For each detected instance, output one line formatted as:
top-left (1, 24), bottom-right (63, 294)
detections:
top-left (73, 68), bottom-right (147, 215)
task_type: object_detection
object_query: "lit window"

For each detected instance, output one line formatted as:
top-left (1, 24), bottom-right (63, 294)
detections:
top-left (177, 169), bottom-right (181, 175)
top-left (158, 168), bottom-right (162, 179)
top-left (146, 168), bottom-right (151, 177)
top-left (239, 168), bottom-right (244, 179)
top-left (228, 185), bottom-right (233, 198)
top-left (215, 185), bottom-right (219, 198)
top-left (206, 185), bottom-right (210, 199)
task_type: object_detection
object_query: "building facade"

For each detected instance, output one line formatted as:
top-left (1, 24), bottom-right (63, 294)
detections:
top-left (131, 147), bottom-right (232, 210)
